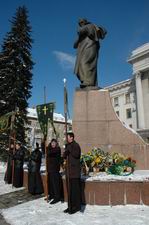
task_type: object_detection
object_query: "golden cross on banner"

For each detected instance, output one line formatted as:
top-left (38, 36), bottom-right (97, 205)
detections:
top-left (42, 105), bottom-right (48, 115)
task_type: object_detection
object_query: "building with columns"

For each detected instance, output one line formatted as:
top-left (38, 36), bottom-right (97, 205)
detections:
top-left (106, 43), bottom-right (149, 142)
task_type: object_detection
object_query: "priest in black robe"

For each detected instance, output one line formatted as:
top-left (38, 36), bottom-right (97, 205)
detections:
top-left (47, 139), bottom-right (61, 204)
top-left (28, 143), bottom-right (44, 195)
top-left (12, 142), bottom-right (25, 188)
top-left (63, 132), bottom-right (81, 214)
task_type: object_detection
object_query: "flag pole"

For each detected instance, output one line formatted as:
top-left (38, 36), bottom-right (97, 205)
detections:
top-left (11, 111), bottom-right (16, 188)
top-left (63, 78), bottom-right (70, 209)
top-left (44, 86), bottom-right (49, 202)
top-left (44, 86), bottom-right (46, 104)
top-left (63, 78), bottom-right (68, 141)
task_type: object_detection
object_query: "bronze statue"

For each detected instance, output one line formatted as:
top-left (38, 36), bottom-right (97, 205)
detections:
top-left (74, 18), bottom-right (107, 88)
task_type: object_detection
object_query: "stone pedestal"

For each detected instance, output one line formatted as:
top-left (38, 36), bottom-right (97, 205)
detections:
top-left (72, 89), bottom-right (149, 169)
top-left (23, 171), bottom-right (149, 206)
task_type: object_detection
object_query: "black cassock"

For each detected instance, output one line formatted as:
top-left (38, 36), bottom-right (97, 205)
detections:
top-left (63, 141), bottom-right (81, 213)
top-left (13, 147), bottom-right (25, 188)
top-left (4, 147), bottom-right (13, 184)
top-left (47, 146), bottom-right (61, 201)
top-left (28, 148), bottom-right (44, 195)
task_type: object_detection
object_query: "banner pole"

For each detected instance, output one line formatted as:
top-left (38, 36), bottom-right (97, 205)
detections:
top-left (63, 78), bottom-right (68, 141)
top-left (44, 86), bottom-right (49, 202)
top-left (36, 100), bottom-right (55, 202)
top-left (63, 78), bottom-right (71, 210)
top-left (11, 112), bottom-right (16, 188)
top-left (44, 136), bottom-right (49, 202)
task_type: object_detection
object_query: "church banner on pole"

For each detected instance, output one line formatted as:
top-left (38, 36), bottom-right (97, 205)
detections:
top-left (36, 102), bottom-right (55, 138)
top-left (0, 112), bottom-right (15, 133)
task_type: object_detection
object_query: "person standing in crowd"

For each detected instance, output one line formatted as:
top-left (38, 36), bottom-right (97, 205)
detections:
top-left (12, 142), bottom-right (25, 188)
top-left (4, 143), bottom-right (14, 184)
top-left (63, 132), bottom-right (81, 214)
top-left (28, 142), bottom-right (44, 195)
top-left (47, 139), bottom-right (61, 204)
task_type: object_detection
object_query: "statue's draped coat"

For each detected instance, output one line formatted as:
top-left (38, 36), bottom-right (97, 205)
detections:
top-left (74, 23), bottom-right (100, 86)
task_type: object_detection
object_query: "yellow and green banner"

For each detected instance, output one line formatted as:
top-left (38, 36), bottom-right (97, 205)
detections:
top-left (36, 103), bottom-right (55, 138)
top-left (0, 112), bottom-right (14, 133)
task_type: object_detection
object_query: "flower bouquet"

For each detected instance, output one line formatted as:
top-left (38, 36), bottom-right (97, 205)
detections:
top-left (108, 153), bottom-right (136, 176)
top-left (80, 148), bottom-right (136, 176)
top-left (81, 148), bottom-right (113, 175)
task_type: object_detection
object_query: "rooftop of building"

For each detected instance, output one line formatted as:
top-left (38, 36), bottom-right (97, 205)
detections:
top-left (27, 107), bottom-right (72, 123)
top-left (128, 42), bottom-right (149, 63)
top-left (104, 78), bottom-right (132, 90)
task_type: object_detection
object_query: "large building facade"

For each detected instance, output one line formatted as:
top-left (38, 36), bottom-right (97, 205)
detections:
top-left (106, 43), bottom-right (149, 142)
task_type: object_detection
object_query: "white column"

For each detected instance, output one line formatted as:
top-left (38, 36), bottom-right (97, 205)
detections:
top-left (135, 72), bottom-right (145, 129)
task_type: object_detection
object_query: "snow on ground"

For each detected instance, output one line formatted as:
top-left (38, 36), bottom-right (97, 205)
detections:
top-left (0, 161), bottom-right (6, 173)
top-left (1, 198), bottom-right (149, 225)
top-left (1, 162), bottom-right (149, 225)
top-left (0, 172), bottom-right (24, 195)
top-left (81, 170), bottom-right (149, 182)
top-left (0, 162), bottom-right (24, 195)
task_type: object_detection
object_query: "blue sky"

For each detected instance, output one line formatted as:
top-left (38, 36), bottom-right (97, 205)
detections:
top-left (0, 0), bottom-right (149, 116)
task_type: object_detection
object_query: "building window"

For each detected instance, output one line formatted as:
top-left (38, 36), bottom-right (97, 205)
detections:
top-left (129, 124), bottom-right (132, 128)
top-left (125, 93), bottom-right (130, 104)
top-left (114, 97), bottom-right (119, 107)
top-left (116, 111), bottom-right (119, 116)
top-left (126, 108), bottom-right (132, 119)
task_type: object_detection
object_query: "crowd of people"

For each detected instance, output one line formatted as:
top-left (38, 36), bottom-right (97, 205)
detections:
top-left (4, 132), bottom-right (82, 214)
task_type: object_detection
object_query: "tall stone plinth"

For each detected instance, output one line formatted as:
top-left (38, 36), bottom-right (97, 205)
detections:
top-left (72, 89), bottom-right (149, 169)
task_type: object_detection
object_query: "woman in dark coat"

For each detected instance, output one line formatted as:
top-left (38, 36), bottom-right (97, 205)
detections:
top-left (12, 143), bottom-right (25, 188)
top-left (4, 143), bottom-right (14, 184)
top-left (47, 139), bottom-right (61, 204)
top-left (28, 143), bottom-right (44, 195)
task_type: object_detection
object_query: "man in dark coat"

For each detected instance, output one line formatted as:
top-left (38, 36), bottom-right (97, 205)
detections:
top-left (63, 132), bottom-right (81, 214)
top-left (74, 18), bottom-right (107, 88)
top-left (12, 142), bottom-right (24, 188)
top-left (28, 143), bottom-right (44, 195)
top-left (47, 139), bottom-right (61, 204)
top-left (4, 143), bottom-right (14, 184)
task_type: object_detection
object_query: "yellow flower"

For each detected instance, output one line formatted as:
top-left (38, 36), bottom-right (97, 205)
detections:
top-left (95, 157), bottom-right (101, 164)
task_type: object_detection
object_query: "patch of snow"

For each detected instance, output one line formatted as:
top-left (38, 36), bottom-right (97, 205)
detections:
top-left (0, 163), bottom-right (24, 195)
top-left (0, 100), bottom-right (6, 104)
top-left (1, 198), bottom-right (149, 225)
top-left (0, 173), bottom-right (24, 195)
top-left (0, 161), bottom-right (6, 173)
top-left (82, 172), bottom-right (149, 182)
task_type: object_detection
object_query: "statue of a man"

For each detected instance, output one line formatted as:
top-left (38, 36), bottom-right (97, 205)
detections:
top-left (74, 18), bottom-right (107, 88)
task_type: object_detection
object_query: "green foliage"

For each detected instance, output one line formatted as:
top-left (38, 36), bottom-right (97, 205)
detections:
top-left (108, 164), bottom-right (124, 175)
top-left (0, 6), bottom-right (34, 150)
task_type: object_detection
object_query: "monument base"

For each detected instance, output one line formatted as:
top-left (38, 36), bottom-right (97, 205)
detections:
top-left (72, 89), bottom-right (149, 170)
top-left (23, 171), bottom-right (149, 206)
